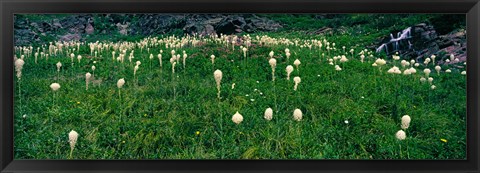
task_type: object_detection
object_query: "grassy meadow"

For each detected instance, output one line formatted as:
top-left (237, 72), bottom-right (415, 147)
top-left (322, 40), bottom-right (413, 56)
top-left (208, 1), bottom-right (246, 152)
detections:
top-left (13, 15), bottom-right (467, 160)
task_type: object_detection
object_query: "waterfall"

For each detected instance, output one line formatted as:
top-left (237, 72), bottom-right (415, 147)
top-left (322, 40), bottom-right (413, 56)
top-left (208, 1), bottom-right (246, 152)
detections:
top-left (376, 27), bottom-right (412, 55)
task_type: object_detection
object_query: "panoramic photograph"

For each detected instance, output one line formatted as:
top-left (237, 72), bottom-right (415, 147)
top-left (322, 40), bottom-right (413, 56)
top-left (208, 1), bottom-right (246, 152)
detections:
top-left (13, 14), bottom-right (466, 159)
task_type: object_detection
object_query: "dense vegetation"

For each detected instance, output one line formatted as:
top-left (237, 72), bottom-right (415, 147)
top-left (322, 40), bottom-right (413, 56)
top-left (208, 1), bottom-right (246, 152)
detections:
top-left (13, 14), bottom-right (466, 159)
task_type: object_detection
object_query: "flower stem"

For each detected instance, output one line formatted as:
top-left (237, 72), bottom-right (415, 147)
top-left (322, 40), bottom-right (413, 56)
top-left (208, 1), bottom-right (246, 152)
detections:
top-left (69, 148), bottom-right (73, 159)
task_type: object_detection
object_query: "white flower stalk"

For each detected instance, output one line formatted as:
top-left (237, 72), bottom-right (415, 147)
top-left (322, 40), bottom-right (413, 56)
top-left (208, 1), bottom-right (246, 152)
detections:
top-left (340, 55), bottom-right (348, 63)
top-left (35, 52), bottom-right (39, 64)
top-left (335, 65), bottom-right (342, 71)
top-left (264, 108), bottom-right (273, 121)
top-left (431, 55), bottom-right (436, 64)
top-left (50, 83), bottom-right (60, 91)
top-left (85, 72), bottom-right (91, 90)
top-left (68, 130), bottom-right (79, 159)
top-left (375, 58), bottom-right (386, 66)
top-left (445, 69), bottom-right (452, 73)
top-left (117, 78), bottom-right (125, 99)
top-left (360, 54), bottom-right (365, 63)
top-left (420, 77), bottom-right (426, 83)
top-left (112, 51), bottom-right (116, 60)
top-left (231, 83), bottom-right (235, 89)
top-left (434, 65), bottom-right (441, 75)
top-left (424, 68), bottom-right (431, 77)
top-left (242, 47), bottom-right (247, 59)
top-left (450, 54), bottom-right (455, 61)
top-left (424, 58), bottom-right (431, 65)
top-left (293, 109), bottom-right (303, 121)
top-left (372, 63), bottom-right (378, 67)
top-left (171, 61), bottom-right (177, 75)
top-left (158, 54), bottom-right (163, 68)
top-left (387, 66), bottom-right (401, 74)
top-left (431, 85), bottom-right (436, 90)
top-left (445, 59), bottom-right (450, 63)
top-left (269, 58), bottom-right (277, 81)
top-left (55, 62), bottom-right (62, 72)
top-left (211, 55), bottom-right (215, 65)
top-left (134, 65), bottom-right (139, 79)
top-left (183, 53), bottom-right (188, 69)
top-left (392, 55), bottom-right (400, 61)
top-left (286, 65), bottom-right (294, 80)
top-left (294, 59), bottom-right (301, 70)
top-left (214, 69), bottom-right (223, 99)
top-left (403, 69), bottom-right (411, 75)
top-left (461, 71), bottom-right (466, 75)
top-left (414, 63), bottom-right (420, 67)
top-left (15, 59), bottom-right (25, 81)
top-left (396, 130), bottom-right (406, 140)
top-left (401, 115), bottom-right (411, 130)
top-left (232, 111), bottom-right (243, 124)
top-left (77, 55), bottom-right (82, 64)
top-left (15, 58), bottom-right (25, 103)
top-left (136, 61), bottom-right (141, 66)
top-left (428, 77), bottom-right (433, 84)
top-left (50, 82), bottom-right (61, 105)
top-left (293, 76), bottom-right (301, 91)
top-left (90, 65), bottom-right (95, 78)
top-left (409, 67), bottom-right (417, 74)
top-left (117, 78), bottom-right (125, 88)
top-left (269, 51), bottom-right (274, 58)
top-left (400, 60), bottom-right (407, 68)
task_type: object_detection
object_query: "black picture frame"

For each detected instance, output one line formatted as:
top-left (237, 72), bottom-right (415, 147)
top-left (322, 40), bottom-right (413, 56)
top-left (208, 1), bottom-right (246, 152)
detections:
top-left (1, 0), bottom-right (479, 172)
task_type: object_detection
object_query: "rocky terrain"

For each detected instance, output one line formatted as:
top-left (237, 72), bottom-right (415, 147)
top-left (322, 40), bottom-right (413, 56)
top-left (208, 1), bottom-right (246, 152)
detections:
top-left (14, 14), bottom-right (282, 45)
top-left (14, 14), bottom-right (466, 63)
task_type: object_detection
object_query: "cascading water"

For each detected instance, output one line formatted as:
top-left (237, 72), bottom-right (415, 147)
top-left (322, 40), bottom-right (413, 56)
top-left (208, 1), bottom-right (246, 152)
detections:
top-left (376, 27), bottom-right (413, 55)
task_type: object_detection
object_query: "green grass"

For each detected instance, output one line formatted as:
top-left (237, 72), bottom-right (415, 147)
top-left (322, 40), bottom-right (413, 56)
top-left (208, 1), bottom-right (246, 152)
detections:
top-left (13, 33), bottom-right (466, 160)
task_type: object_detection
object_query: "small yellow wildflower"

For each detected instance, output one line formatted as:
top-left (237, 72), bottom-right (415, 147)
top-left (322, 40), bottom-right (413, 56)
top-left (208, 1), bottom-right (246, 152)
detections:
top-left (144, 114), bottom-right (147, 117)
top-left (122, 141), bottom-right (126, 144)
top-left (195, 131), bottom-right (200, 135)
top-left (440, 139), bottom-right (448, 143)
top-left (76, 102), bottom-right (80, 104)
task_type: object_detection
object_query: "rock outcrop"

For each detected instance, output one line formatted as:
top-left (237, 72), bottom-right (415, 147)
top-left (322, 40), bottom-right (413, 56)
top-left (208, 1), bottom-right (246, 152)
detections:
top-left (14, 14), bottom-right (282, 46)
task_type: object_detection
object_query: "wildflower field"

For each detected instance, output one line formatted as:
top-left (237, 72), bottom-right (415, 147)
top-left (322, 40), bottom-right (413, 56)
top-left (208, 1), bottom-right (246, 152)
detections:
top-left (14, 14), bottom-right (467, 160)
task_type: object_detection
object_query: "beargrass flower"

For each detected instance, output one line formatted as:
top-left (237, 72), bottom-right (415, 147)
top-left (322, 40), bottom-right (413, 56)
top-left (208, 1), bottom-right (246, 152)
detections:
top-left (401, 115), bottom-right (411, 129)
top-left (396, 130), bottom-right (406, 140)
top-left (264, 108), bottom-right (273, 121)
top-left (232, 111), bottom-right (243, 124)
top-left (293, 109), bottom-right (303, 121)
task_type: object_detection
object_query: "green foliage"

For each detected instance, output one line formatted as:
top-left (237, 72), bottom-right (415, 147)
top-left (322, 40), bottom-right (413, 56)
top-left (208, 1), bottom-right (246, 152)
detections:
top-left (13, 32), bottom-right (466, 160)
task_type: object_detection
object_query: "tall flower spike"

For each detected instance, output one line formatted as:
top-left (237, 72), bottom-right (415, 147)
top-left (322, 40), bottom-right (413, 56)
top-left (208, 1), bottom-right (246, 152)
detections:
top-left (293, 76), bottom-right (301, 91)
top-left (293, 109), bottom-right (303, 121)
top-left (396, 130), bottom-right (406, 140)
top-left (232, 111), bottom-right (243, 124)
top-left (264, 108), bottom-right (273, 121)
top-left (50, 83), bottom-right (61, 91)
top-left (401, 115), bottom-right (411, 130)
top-left (286, 65), bottom-right (294, 80)
top-left (269, 58), bottom-right (277, 81)
top-left (214, 70), bottom-right (223, 99)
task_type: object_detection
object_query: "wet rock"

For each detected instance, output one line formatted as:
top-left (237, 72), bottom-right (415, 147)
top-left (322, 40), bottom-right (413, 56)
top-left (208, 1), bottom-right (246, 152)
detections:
top-left (375, 23), bottom-right (466, 62)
